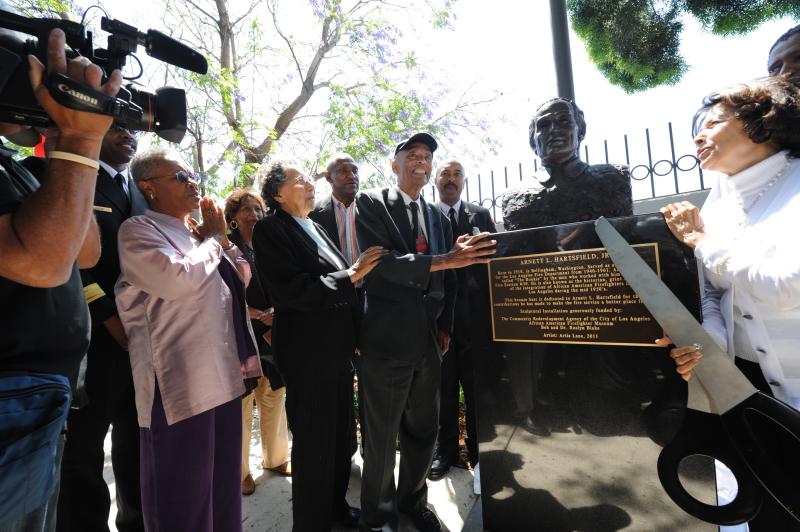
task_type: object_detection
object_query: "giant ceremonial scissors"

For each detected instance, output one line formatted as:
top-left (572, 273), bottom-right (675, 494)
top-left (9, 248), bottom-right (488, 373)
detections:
top-left (595, 216), bottom-right (800, 526)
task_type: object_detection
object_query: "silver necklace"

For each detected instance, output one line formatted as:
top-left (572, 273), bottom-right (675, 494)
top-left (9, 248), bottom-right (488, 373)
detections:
top-left (734, 158), bottom-right (791, 228)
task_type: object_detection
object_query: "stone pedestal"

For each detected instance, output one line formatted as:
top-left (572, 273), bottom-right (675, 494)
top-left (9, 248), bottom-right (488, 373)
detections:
top-left (476, 213), bottom-right (718, 531)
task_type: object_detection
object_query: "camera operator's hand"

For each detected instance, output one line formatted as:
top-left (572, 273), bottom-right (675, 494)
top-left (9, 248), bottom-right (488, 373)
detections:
top-left (28, 28), bottom-right (122, 145)
top-left (0, 29), bottom-right (121, 287)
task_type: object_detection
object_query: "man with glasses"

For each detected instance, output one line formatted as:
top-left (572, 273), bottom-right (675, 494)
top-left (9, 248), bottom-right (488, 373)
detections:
top-left (57, 125), bottom-right (147, 532)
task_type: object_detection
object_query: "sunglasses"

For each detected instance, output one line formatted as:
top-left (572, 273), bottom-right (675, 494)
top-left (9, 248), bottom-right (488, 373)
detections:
top-left (141, 170), bottom-right (199, 184)
top-left (110, 124), bottom-right (141, 138)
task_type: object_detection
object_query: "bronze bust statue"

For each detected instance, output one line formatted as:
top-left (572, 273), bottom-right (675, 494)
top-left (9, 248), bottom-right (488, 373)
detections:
top-left (502, 98), bottom-right (633, 230)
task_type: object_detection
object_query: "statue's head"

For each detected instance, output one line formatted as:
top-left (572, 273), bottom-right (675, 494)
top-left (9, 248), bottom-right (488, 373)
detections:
top-left (529, 98), bottom-right (586, 165)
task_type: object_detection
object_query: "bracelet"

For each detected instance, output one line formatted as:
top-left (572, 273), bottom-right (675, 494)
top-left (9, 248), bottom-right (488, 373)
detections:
top-left (49, 151), bottom-right (100, 170)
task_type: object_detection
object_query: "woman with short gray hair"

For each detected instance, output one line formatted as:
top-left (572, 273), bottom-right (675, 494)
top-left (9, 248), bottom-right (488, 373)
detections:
top-left (116, 148), bottom-right (261, 532)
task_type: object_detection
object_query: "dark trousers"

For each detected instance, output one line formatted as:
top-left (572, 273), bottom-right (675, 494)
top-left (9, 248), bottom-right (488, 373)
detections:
top-left (285, 367), bottom-right (354, 532)
top-left (437, 334), bottom-right (477, 464)
top-left (358, 347), bottom-right (441, 531)
top-left (140, 386), bottom-right (241, 532)
top-left (57, 333), bottom-right (143, 532)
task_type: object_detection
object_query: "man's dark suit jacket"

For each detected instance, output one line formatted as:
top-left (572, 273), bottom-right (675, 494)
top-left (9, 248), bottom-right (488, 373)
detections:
top-left (252, 208), bottom-right (359, 379)
top-left (355, 187), bottom-right (456, 361)
top-left (81, 168), bottom-right (147, 324)
top-left (309, 195), bottom-right (340, 249)
top-left (446, 201), bottom-right (497, 333)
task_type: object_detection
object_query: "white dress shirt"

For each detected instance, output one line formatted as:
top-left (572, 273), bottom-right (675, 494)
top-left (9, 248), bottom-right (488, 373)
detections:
top-left (98, 160), bottom-right (130, 195)
top-left (397, 188), bottom-right (428, 240)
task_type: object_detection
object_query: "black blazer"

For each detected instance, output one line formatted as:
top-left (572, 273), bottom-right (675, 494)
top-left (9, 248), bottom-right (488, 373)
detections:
top-left (309, 195), bottom-right (340, 250)
top-left (80, 167), bottom-right (147, 325)
top-left (444, 202), bottom-right (497, 331)
top-left (252, 209), bottom-right (359, 379)
top-left (355, 187), bottom-right (456, 361)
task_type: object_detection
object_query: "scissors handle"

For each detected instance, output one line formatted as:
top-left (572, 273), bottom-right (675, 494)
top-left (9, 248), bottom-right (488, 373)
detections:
top-left (724, 391), bottom-right (800, 523)
top-left (657, 408), bottom-right (763, 525)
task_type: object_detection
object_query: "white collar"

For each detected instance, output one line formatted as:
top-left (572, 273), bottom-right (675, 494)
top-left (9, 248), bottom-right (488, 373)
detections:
top-left (725, 150), bottom-right (790, 198)
top-left (397, 187), bottom-right (424, 210)
top-left (98, 160), bottom-right (129, 179)
top-left (438, 200), bottom-right (461, 215)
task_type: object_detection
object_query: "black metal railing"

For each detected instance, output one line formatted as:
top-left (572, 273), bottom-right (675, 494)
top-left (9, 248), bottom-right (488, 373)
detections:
top-left (423, 122), bottom-right (708, 221)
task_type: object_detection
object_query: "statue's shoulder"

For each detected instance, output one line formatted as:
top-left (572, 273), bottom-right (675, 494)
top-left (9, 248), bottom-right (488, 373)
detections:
top-left (500, 182), bottom-right (546, 208)
top-left (587, 163), bottom-right (630, 180)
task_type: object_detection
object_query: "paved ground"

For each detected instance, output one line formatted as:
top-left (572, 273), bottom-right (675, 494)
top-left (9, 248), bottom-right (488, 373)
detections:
top-left (104, 417), bottom-right (481, 531)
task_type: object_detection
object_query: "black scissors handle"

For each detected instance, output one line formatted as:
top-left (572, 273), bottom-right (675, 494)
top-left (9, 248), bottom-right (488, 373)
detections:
top-left (657, 408), bottom-right (763, 525)
top-left (658, 391), bottom-right (800, 525)
top-left (725, 391), bottom-right (800, 523)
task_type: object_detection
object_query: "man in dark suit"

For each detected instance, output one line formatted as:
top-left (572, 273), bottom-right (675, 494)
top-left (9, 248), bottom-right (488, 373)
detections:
top-left (57, 126), bottom-right (147, 532)
top-left (310, 153), bottom-right (364, 457)
top-left (429, 160), bottom-right (497, 480)
top-left (355, 133), bottom-right (495, 532)
top-left (310, 153), bottom-right (360, 263)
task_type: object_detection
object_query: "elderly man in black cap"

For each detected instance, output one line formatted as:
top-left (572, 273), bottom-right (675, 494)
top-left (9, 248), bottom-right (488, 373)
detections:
top-left (355, 133), bottom-right (495, 532)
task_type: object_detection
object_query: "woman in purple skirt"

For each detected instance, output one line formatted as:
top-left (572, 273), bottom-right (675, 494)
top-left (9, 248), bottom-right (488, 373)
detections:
top-left (115, 147), bottom-right (261, 532)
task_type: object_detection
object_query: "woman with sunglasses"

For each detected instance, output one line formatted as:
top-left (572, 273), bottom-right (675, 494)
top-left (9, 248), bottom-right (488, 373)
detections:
top-left (114, 147), bottom-right (261, 532)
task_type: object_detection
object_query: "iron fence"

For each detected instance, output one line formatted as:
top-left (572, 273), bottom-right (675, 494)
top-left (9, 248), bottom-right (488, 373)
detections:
top-left (422, 122), bottom-right (709, 221)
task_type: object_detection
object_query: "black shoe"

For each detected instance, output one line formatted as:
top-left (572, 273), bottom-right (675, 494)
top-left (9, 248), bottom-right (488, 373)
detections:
top-left (334, 505), bottom-right (361, 528)
top-left (428, 454), bottom-right (453, 480)
top-left (403, 507), bottom-right (442, 532)
top-left (521, 415), bottom-right (550, 437)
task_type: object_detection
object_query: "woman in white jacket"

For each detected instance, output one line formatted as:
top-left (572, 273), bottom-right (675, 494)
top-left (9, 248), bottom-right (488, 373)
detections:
top-left (660, 76), bottom-right (800, 531)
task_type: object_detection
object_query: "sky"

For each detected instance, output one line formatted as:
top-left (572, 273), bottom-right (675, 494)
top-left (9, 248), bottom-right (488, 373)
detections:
top-left (416, 1), bottom-right (797, 208)
top-left (83, 1), bottom-right (798, 207)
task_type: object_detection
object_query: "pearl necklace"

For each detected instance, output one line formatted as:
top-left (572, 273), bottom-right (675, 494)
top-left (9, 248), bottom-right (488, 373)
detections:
top-left (734, 158), bottom-right (791, 229)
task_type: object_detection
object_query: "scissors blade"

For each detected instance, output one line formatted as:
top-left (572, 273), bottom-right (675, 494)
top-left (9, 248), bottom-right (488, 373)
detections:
top-left (594, 217), bottom-right (757, 414)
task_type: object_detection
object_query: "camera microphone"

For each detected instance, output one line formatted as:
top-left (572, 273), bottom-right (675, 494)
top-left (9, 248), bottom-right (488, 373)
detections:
top-left (145, 30), bottom-right (207, 75)
top-left (101, 17), bottom-right (208, 75)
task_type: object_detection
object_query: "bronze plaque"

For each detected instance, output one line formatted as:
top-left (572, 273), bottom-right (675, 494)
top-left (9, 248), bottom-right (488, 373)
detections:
top-left (489, 244), bottom-right (662, 346)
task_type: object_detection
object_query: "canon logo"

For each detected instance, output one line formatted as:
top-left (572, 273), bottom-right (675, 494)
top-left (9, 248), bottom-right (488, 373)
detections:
top-left (57, 83), bottom-right (99, 106)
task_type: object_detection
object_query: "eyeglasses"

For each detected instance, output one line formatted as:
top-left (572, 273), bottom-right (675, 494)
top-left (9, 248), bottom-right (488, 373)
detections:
top-left (110, 125), bottom-right (141, 138)
top-left (141, 170), bottom-right (199, 184)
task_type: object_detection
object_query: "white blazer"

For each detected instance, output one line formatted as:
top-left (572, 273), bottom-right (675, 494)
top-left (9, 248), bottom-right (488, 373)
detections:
top-left (697, 152), bottom-right (800, 409)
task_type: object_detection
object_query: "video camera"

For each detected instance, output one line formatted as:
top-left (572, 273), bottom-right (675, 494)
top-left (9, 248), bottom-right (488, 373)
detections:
top-left (0, 9), bottom-right (208, 142)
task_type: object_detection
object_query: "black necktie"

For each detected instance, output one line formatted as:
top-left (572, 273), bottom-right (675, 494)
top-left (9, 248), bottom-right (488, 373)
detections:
top-left (114, 173), bottom-right (131, 211)
top-left (448, 207), bottom-right (458, 236)
top-left (409, 202), bottom-right (428, 254)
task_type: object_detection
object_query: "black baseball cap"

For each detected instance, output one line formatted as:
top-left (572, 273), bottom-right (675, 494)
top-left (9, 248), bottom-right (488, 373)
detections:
top-left (394, 132), bottom-right (438, 156)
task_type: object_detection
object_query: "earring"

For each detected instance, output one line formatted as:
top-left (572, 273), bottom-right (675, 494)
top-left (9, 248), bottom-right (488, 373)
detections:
top-left (229, 220), bottom-right (238, 230)
top-left (149, 193), bottom-right (155, 200)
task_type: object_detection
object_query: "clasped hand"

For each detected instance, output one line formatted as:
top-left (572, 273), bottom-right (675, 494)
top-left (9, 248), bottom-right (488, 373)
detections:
top-left (188, 197), bottom-right (229, 245)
